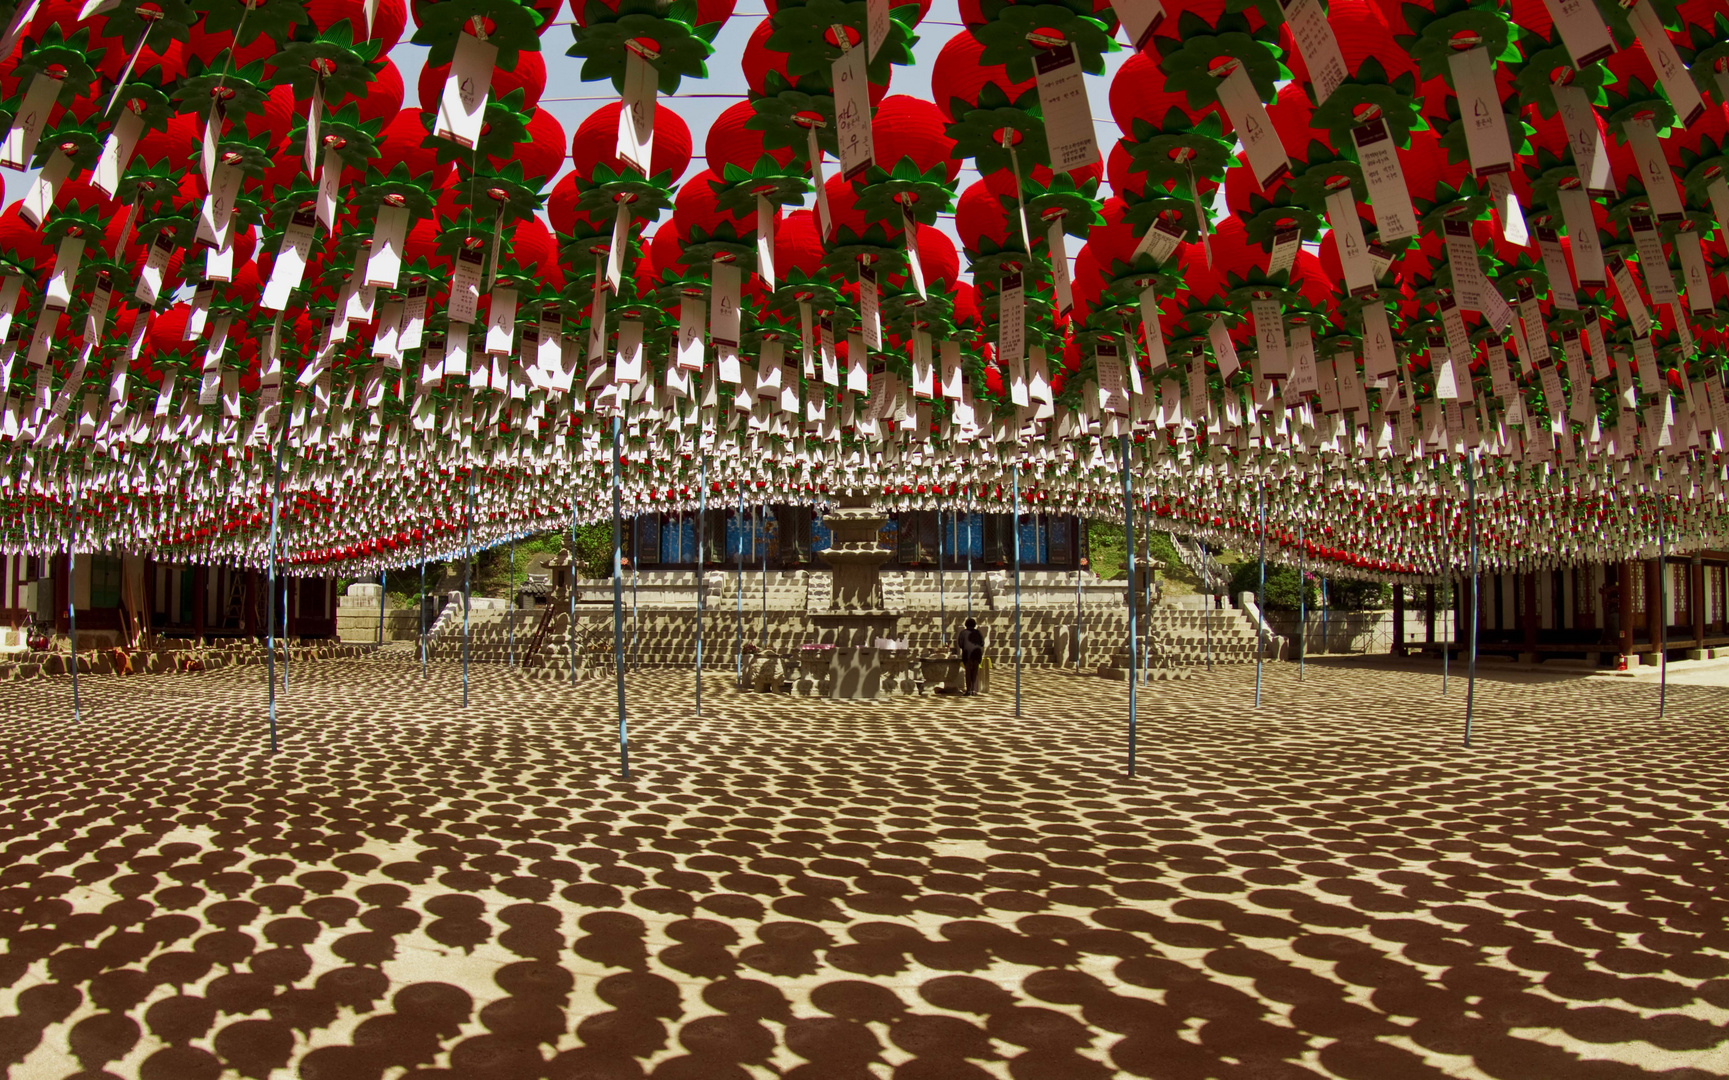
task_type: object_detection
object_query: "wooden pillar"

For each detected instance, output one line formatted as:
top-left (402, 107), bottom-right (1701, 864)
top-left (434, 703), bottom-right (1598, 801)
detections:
top-left (53, 554), bottom-right (68, 633)
top-left (193, 563), bottom-right (207, 640)
top-left (243, 571), bottom-right (256, 636)
top-left (1423, 585), bottom-right (1436, 648)
top-left (1646, 559), bottom-right (1662, 656)
top-left (1618, 562), bottom-right (1634, 658)
top-left (1392, 584), bottom-right (1405, 656)
top-left (1521, 573), bottom-right (1538, 656)
top-left (1691, 558), bottom-right (1705, 648)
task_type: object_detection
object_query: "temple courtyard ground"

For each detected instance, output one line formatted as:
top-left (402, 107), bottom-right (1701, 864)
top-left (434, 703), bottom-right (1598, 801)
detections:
top-left (0, 656), bottom-right (1723, 1080)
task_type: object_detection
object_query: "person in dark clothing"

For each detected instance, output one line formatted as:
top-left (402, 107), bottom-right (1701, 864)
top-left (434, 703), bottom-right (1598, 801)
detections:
top-left (956, 617), bottom-right (986, 695)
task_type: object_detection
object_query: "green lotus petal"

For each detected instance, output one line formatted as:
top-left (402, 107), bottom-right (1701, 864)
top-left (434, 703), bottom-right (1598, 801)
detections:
top-left (971, 6), bottom-right (1117, 83)
top-left (411, 0), bottom-right (547, 69)
top-left (567, 14), bottom-right (716, 94)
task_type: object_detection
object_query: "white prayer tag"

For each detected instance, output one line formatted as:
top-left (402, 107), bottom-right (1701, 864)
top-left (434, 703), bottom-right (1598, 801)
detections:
top-left (1267, 227), bottom-right (1301, 276)
top-left (367, 205), bottom-right (411, 288)
top-left (317, 146), bottom-right (342, 232)
top-left (1281, 0), bottom-right (1347, 104)
top-left (19, 152), bottom-right (73, 227)
top-left (1286, 324), bottom-right (1319, 396)
top-left (1487, 173), bottom-right (1528, 246)
top-left (999, 272), bottom-right (1025, 368)
top-left (675, 296), bottom-right (706, 372)
top-left (1552, 86), bottom-right (1614, 196)
top-left (911, 331), bottom-right (932, 397)
top-left (865, 0), bottom-right (890, 61)
top-left (436, 32), bottom-right (496, 149)
top-left (1351, 118), bottom-right (1417, 241)
top-left (1606, 253), bottom-right (1651, 338)
top-left (1209, 317), bottom-right (1239, 379)
top-left (1624, 119), bottom-right (1685, 221)
top-left (1628, 0), bottom-right (1704, 126)
top-left (134, 234), bottom-right (173, 304)
top-left (711, 263), bottom-right (742, 347)
top-left (1628, 215), bottom-right (1678, 306)
top-left (449, 247), bottom-right (484, 324)
top-left (939, 340), bottom-right (962, 398)
top-left (45, 236), bottom-right (83, 312)
top-left (1542, 0), bottom-right (1616, 67)
top-left (1535, 226), bottom-right (1577, 310)
top-left (198, 163), bottom-right (243, 250)
top-left (1675, 229), bottom-right (1713, 313)
top-left (401, 284), bottom-right (427, 351)
top-left (1327, 188), bottom-right (1376, 296)
top-left (1443, 219), bottom-right (1487, 311)
top-left (617, 48), bottom-right (657, 176)
top-left (758, 196), bottom-right (778, 292)
top-left (1558, 188), bottom-right (1605, 286)
top-left (1, 73), bottom-right (59, 171)
top-left (485, 286), bottom-right (517, 355)
top-left (859, 264), bottom-right (881, 350)
top-left (1215, 62), bottom-right (1289, 189)
top-left (614, 319), bottom-right (644, 384)
top-left (1034, 43), bottom-right (1100, 174)
top-left (809, 128), bottom-right (833, 238)
top-left (832, 45), bottom-right (873, 180)
top-left (1252, 298), bottom-right (1287, 376)
top-left (1447, 47), bottom-right (1513, 177)
top-left (305, 77), bottom-right (323, 177)
top-left (1114, 0), bottom-right (1165, 49)
top-left (1584, 312), bottom-right (1609, 380)
top-left (93, 108), bottom-right (144, 199)
top-left (1362, 303), bottom-right (1396, 381)
top-left (1133, 218), bottom-right (1186, 264)
top-left (820, 316), bottom-right (839, 386)
top-left (262, 207), bottom-right (317, 311)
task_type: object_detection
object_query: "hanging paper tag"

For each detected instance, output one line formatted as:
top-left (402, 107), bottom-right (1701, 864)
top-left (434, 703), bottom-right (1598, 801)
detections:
top-left (1351, 118), bottom-right (1417, 242)
top-left (0, 73), bottom-right (59, 171)
top-left (1326, 188), bottom-right (1376, 296)
top-left (19, 152), bottom-right (73, 227)
top-left (618, 317), bottom-right (650, 385)
top-left (93, 108), bottom-right (144, 199)
top-left (1439, 296), bottom-right (1471, 369)
top-left (797, 300), bottom-right (815, 378)
top-left (710, 262), bottom-right (741, 348)
top-left (1552, 86), bottom-right (1614, 196)
top-left (485, 286), bottom-right (517, 355)
top-left (200, 105), bottom-right (220, 188)
top-left (1628, 215), bottom-right (1678, 306)
top-left (1251, 298), bottom-right (1286, 376)
top-left (910, 330), bottom-right (933, 398)
top-left (316, 145), bottom-right (342, 232)
top-left (1114, 0), bottom-right (1165, 48)
top-left (0, 277), bottom-right (23, 344)
top-left (1286, 324), bottom-right (1319, 397)
top-left (999, 272), bottom-right (1025, 369)
top-left (305, 77), bottom-right (323, 177)
top-left (1361, 303), bottom-right (1396, 381)
top-left (1557, 188), bottom-right (1605, 286)
top-left (808, 127), bottom-right (832, 239)
top-left (820, 316), bottom-right (839, 386)
top-left (1517, 286), bottom-right (1551, 363)
top-left (1031, 217), bottom-right (1067, 316)
top-left (1534, 226), bottom-right (1577, 310)
top-left (85, 276), bottom-right (111, 346)
top-left (1541, 0), bottom-right (1616, 67)
top-left (1132, 218), bottom-right (1185, 264)
top-left (45, 236), bottom-right (84, 312)
top-left (1215, 63), bottom-right (1289, 189)
top-left (196, 163), bottom-right (243, 251)
top-left (1707, 178), bottom-right (1729, 233)
top-left (902, 206), bottom-right (927, 300)
top-left (844, 332), bottom-right (866, 392)
top-left (757, 196), bottom-right (777, 292)
top-left (1486, 174), bottom-right (1528, 246)
top-left (859, 264), bottom-right (882, 350)
top-left (1208, 317), bottom-right (1239, 379)
top-left (366, 204), bottom-right (411, 288)
top-left (1605, 253), bottom-right (1651, 338)
top-left (605, 200), bottom-right (631, 295)
top-left (1138, 287), bottom-right (1168, 373)
top-left (865, 0), bottom-right (890, 61)
top-left (436, 32), bottom-right (496, 148)
top-left (939, 340), bottom-right (962, 398)
top-left (1623, 121), bottom-right (1683, 224)
top-left (1628, 0), bottom-right (1704, 127)
top-left (1280, 0), bottom-right (1347, 104)
top-left (1442, 219), bottom-right (1487, 311)
top-left (1266, 227), bottom-right (1300, 276)
top-left (676, 296), bottom-right (706, 371)
top-left (617, 47), bottom-right (657, 176)
top-left (1583, 312), bottom-right (1608, 381)
top-left (832, 45), bottom-right (873, 179)
top-left (1674, 229), bottom-right (1713, 313)
top-left (261, 207), bottom-right (316, 311)
top-left (449, 246), bottom-right (484, 324)
top-left (1447, 47), bottom-right (1513, 176)
top-left (1034, 43), bottom-right (1100, 174)
top-left (134, 234), bottom-right (173, 304)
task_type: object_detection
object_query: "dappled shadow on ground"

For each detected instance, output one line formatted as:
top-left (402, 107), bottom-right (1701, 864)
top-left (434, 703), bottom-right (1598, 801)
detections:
top-left (0, 658), bottom-right (1724, 1078)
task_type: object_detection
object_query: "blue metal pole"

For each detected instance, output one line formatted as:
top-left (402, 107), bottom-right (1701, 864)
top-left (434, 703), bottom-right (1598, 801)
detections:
top-left (1465, 457), bottom-right (1479, 746)
top-left (1121, 436), bottom-right (1136, 777)
top-left (267, 436), bottom-right (279, 752)
top-left (463, 469), bottom-right (473, 709)
top-left (1254, 481), bottom-right (1265, 709)
top-left (696, 454), bottom-right (705, 715)
top-left (612, 414), bottom-right (629, 778)
top-left (1012, 467), bottom-right (1022, 718)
